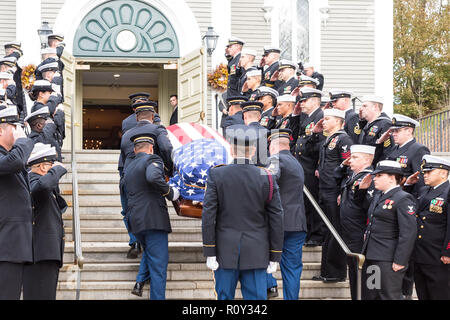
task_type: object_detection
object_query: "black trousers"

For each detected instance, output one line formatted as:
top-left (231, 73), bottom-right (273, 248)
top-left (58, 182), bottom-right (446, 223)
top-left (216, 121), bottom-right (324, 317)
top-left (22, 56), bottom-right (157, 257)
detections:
top-left (304, 173), bottom-right (325, 243)
top-left (365, 260), bottom-right (407, 300)
top-left (318, 191), bottom-right (347, 279)
top-left (402, 260), bottom-right (414, 296)
top-left (23, 260), bottom-right (60, 300)
top-left (414, 262), bottom-right (450, 300)
top-left (0, 262), bottom-right (25, 300)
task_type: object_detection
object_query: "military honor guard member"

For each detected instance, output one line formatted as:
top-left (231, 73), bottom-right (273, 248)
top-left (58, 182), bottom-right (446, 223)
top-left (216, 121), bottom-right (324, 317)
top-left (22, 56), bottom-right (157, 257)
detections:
top-left (265, 129), bottom-right (308, 300)
top-left (25, 106), bottom-right (65, 162)
top-left (0, 107), bottom-right (34, 300)
top-left (4, 41), bottom-right (23, 60)
top-left (260, 46), bottom-right (282, 90)
top-left (377, 114), bottom-right (430, 196)
top-left (359, 160), bottom-right (418, 300)
top-left (329, 89), bottom-right (360, 143)
top-left (123, 129), bottom-right (180, 300)
top-left (408, 155), bottom-right (450, 300)
top-left (241, 69), bottom-right (262, 100)
top-left (202, 126), bottom-right (284, 300)
top-left (293, 87), bottom-right (326, 247)
top-left (276, 60), bottom-right (299, 95)
top-left (357, 96), bottom-right (393, 163)
top-left (238, 48), bottom-right (258, 95)
top-left (23, 143), bottom-right (67, 300)
top-left (120, 101), bottom-right (173, 260)
top-left (221, 95), bottom-right (247, 136)
top-left (314, 108), bottom-right (353, 282)
top-left (256, 86), bottom-right (279, 128)
top-left (29, 80), bottom-right (63, 116)
top-left (297, 75), bottom-right (320, 89)
top-left (267, 94), bottom-right (301, 148)
top-left (339, 144), bottom-right (376, 299)
top-left (302, 62), bottom-right (324, 91)
top-left (240, 101), bottom-right (269, 166)
top-left (225, 37), bottom-right (245, 97)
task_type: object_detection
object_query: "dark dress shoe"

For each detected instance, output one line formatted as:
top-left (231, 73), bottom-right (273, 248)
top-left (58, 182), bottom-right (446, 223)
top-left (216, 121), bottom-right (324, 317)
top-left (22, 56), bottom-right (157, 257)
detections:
top-left (131, 282), bottom-right (144, 297)
top-left (402, 294), bottom-right (413, 300)
top-left (304, 240), bottom-right (322, 247)
top-left (267, 287), bottom-right (279, 299)
top-left (127, 242), bottom-right (141, 259)
top-left (312, 275), bottom-right (325, 281)
top-left (322, 277), bottom-right (346, 283)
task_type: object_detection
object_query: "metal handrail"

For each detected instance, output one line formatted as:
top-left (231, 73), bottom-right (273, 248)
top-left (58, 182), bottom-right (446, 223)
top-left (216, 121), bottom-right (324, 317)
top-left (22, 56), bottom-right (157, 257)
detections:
top-left (70, 96), bottom-right (84, 300)
top-left (303, 186), bottom-right (366, 300)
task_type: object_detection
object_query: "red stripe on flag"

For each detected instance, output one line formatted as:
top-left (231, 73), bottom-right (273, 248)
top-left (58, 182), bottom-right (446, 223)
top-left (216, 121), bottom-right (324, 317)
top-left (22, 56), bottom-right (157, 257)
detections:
top-left (167, 124), bottom-right (193, 145)
top-left (192, 123), bottom-right (215, 139)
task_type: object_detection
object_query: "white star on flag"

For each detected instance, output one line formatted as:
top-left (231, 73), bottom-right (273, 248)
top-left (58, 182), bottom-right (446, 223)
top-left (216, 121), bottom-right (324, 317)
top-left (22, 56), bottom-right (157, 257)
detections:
top-left (200, 169), bottom-right (208, 177)
top-left (186, 189), bottom-right (196, 196)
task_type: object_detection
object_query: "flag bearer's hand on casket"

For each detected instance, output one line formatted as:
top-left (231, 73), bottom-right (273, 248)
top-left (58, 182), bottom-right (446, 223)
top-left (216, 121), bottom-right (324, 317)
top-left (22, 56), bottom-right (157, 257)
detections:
top-left (169, 187), bottom-right (180, 201)
top-left (206, 256), bottom-right (219, 271)
top-left (266, 261), bottom-right (277, 274)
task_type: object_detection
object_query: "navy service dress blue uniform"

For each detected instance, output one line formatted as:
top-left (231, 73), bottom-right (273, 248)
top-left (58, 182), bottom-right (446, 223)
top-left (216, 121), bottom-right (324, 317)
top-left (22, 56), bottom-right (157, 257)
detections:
top-left (0, 107), bottom-right (35, 300)
top-left (412, 155), bottom-right (450, 300)
top-left (261, 47), bottom-right (282, 90)
top-left (23, 143), bottom-right (67, 300)
top-left (339, 144), bottom-right (376, 299)
top-left (202, 131), bottom-right (284, 300)
top-left (329, 90), bottom-right (360, 143)
top-left (221, 96), bottom-right (247, 136)
top-left (292, 88), bottom-right (326, 245)
top-left (277, 60), bottom-right (299, 95)
top-left (362, 161), bottom-right (418, 300)
top-left (123, 130), bottom-right (179, 300)
top-left (256, 86), bottom-right (279, 128)
top-left (226, 38), bottom-right (244, 97)
top-left (265, 129), bottom-right (308, 300)
top-left (316, 109), bottom-right (353, 282)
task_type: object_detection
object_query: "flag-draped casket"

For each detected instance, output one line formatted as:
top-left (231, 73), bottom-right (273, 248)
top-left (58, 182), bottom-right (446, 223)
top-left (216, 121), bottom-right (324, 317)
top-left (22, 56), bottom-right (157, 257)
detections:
top-left (166, 123), bottom-right (232, 218)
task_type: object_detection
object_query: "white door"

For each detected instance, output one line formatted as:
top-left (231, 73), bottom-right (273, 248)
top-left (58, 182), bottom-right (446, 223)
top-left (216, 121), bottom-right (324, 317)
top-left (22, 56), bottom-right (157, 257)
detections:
top-left (177, 47), bottom-right (207, 123)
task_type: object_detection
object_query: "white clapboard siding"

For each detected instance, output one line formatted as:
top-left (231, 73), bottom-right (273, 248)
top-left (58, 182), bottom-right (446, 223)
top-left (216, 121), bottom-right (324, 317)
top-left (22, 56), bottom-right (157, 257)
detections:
top-left (186, 0), bottom-right (213, 126)
top-left (41, 0), bottom-right (66, 28)
top-left (231, 0), bottom-right (271, 64)
top-left (321, 0), bottom-right (376, 99)
top-left (0, 0), bottom-right (16, 56)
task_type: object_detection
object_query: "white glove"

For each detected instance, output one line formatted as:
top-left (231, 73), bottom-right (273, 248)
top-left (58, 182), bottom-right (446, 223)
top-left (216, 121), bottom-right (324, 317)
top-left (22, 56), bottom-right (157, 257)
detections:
top-left (171, 187), bottom-right (180, 201)
top-left (206, 256), bottom-right (219, 271)
top-left (266, 261), bottom-right (277, 274)
top-left (52, 84), bottom-right (61, 95)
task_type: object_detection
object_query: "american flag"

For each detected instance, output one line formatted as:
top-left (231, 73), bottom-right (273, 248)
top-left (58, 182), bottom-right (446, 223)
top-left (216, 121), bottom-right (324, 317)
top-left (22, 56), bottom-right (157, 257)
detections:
top-left (166, 123), bottom-right (232, 201)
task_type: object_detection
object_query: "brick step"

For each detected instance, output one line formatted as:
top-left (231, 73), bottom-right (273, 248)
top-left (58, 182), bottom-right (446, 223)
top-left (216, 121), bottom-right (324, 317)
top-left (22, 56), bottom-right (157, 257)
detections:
top-left (56, 279), bottom-right (350, 300)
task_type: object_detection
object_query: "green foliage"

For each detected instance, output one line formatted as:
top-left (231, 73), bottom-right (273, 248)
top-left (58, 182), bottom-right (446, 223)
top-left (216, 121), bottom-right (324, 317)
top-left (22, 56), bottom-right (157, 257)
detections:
top-left (394, 0), bottom-right (449, 118)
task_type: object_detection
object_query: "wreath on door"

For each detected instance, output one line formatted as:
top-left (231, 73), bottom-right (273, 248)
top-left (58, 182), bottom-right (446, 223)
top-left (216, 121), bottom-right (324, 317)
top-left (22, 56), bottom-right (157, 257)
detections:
top-left (21, 64), bottom-right (37, 91)
top-left (207, 64), bottom-right (228, 92)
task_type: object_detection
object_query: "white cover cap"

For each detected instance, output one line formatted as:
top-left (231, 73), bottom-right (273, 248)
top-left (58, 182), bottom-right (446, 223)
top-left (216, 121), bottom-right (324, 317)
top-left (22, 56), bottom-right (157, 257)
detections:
top-left (277, 94), bottom-right (296, 103)
top-left (27, 143), bottom-right (57, 165)
top-left (350, 144), bottom-right (376, 155)
top-left (323, 108), bottom-right (346, 119)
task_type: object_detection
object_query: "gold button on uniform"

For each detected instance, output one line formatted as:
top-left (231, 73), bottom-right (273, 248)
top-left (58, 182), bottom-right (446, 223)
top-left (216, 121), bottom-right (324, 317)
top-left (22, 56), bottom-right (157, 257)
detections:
top-left (420, 225), bottom-right (424, 229)
top-left (418, 235), bottom-right (422, 239)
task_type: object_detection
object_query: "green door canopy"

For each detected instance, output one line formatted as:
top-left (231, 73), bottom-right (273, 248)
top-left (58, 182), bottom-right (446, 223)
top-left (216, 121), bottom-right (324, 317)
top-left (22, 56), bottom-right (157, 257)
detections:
top-left (73, 0), bottom-right (180, 58)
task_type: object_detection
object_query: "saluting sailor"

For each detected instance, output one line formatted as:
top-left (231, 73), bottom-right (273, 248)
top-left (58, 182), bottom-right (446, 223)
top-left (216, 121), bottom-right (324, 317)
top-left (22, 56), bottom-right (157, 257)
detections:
top-left (329, 89), bottom-right (360, 143)
top-left (202, 125), bottom-right (284, 300)
top-left (276, 60), bottom-right (299, 96)
top-left (225, 38), bottom-right (245, 97)
top-left (256, 86), bottom-right (279, 128)
top-left (406, 155), bottom-right (450, 300)
top-left (260, 46), bottom-right (282, 91)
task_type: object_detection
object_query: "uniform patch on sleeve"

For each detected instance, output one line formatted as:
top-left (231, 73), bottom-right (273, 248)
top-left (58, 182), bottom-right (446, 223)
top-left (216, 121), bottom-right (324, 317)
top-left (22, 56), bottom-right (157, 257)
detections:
top-left (407, 205), bottom-right (415, 215)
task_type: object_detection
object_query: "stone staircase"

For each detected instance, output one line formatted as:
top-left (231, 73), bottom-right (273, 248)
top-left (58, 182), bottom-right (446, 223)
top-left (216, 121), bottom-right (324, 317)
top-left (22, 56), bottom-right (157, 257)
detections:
top-left (56, 150), bottom-right (351, 300)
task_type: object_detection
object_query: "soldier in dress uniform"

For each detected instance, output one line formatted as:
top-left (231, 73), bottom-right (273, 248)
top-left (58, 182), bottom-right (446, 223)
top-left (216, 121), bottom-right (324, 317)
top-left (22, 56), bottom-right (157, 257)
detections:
top-left (313, 108), bottom-right (353, 282)
top-left (4, 41), bottom-right (23, 60)
top-left (123, 129), bottom-right (180, 300)
top-left (358, 160), bottom-right (418, 300)
top-left (120, 101), bottom-right (173, 264)
top-left (0, 107), bottom-right (34, 300)
top-left (329, 89), bottom-right (360, 143)
top-left (256, 86), bottom-right (279, 128)
top-left (221, 95), bottom-right (247, 136)
top-left (25, 106), bottom-right (65, 162)
top-left (265, 129), bottom-right (308, 300)
top-left (240, 101), bottom-right (268, 166)
top-left (339, 144), bottom-right (376, 299)
top-left (297, 75), bottom-right (320, 89)
top-left (225, 38), bottom-right (245, 97)
top-left (29, 80), bottom-right (63, 115)
top-left (202, 126), bottom-right (284, 300)
top-left (241, 69), bottom-right (262, 100)
top-left (406, 155), bottom-right (450, 300)
top-left (37, 61), bottom-right (63, 92)
top-left (260, 46), bottom-right (282, 91)
top-left (276, 60), bottom-right (299, 96)
top-left (23, 143), bottom-right (67, 300)
top-left (292, 87), bottom-right (326, 247)
top-left (357, 96), bottom-right (393, 163)
top-left (238, 49), bottom-right (258, 95)
top-left (267, 94), bottom-right (301, 149)
top-left (303, 62), bottom-right (324, 91)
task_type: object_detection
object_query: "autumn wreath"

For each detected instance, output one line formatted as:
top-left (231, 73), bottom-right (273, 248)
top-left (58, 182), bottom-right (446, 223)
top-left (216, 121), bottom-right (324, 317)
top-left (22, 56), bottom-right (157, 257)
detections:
top-left (21, 64), bottom-right (36, 91)
top-left (207, 63), bottom-right (228, 92)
